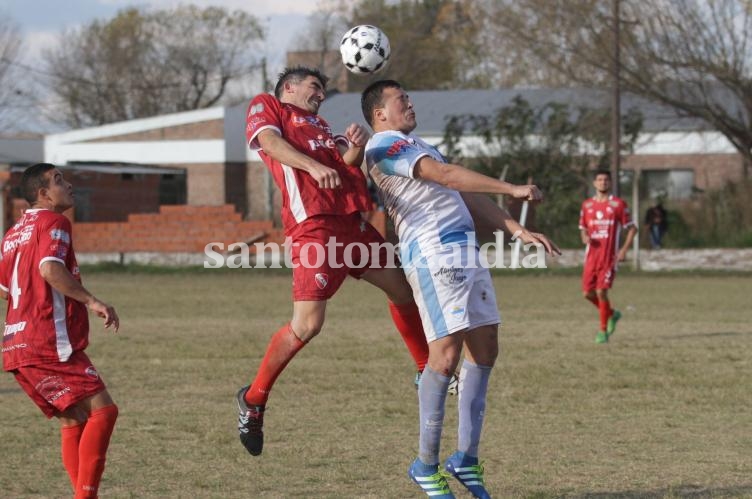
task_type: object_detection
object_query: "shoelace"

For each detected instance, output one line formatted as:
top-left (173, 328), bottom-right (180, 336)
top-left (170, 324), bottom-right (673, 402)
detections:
top-left (244, 409), bottom-right (263, 433)
top-left (414, 469), bottom-right (452, 494)
top-left (238, 405), bottom-right (264, 433)
top-left (451, 462), bottom-right (485, 486)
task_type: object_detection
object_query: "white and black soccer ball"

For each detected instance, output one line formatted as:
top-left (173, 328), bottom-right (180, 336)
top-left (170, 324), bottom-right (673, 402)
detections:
top-left (339, 25), bottom-right (391, 74)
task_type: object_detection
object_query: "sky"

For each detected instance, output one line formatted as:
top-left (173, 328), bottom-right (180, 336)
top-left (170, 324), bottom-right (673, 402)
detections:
top-left (0, 0), bottom-right (317, 64)
top-left (0, 0), bottom-right (321, 132)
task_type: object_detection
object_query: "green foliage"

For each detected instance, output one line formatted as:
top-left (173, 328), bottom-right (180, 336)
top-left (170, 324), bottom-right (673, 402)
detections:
top-left (442, 96), bottom-right (643, 247)
top-left (663, 180), bottom-right (752, 248)
top-left (44, 5), bottom-right (264, 127)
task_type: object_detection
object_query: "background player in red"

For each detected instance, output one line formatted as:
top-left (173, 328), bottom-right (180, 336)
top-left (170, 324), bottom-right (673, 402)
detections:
top-left (579, 170), bottom-right (637, 344)
top-left (237, 66), bottom-right (430, 456)
top-left (1, 163), bottom-right (120, 499)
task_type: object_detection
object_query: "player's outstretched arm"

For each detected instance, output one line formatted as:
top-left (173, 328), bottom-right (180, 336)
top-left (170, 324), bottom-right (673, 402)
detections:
top-left (39, 261), bottom-right (120, 332)
top-left (461, 192), bottom-right (561, 256)
top-left (414, 156), bottom-right (542, 201)
top-left (257, 129), bottom-right (342, 189)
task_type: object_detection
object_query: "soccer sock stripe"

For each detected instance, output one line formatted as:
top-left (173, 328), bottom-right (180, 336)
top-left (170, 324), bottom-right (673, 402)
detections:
top-left (76, 404), bottom-right (118, 499)
top-left (457, 360), bottom-right (492, 457)
top-left (246, 323), bottom-right (305, 406)
top-left (61, 422), bottom-right (85, 490)
top-left (388, 301), bottom-right (429, 372)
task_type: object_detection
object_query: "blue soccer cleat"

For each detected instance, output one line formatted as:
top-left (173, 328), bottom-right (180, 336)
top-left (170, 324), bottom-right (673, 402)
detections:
top-left (409, 458), bottom-right (455, 498)
top-left (444, 451), bottom-right (491, 499)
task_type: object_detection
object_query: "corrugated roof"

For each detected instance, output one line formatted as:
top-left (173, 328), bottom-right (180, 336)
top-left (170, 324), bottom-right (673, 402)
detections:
top-left (10, 163), bottom-right (185, 175)
top-left (0, 137), bottom-right (44, 164)
top-left (320, 87), bottom-right (713, 137)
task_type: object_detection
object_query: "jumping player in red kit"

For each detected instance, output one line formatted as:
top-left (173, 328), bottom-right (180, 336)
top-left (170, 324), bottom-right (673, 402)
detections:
top-left (1, 163), bottom-right (120, 498)
top-left (236, 66), bottom-right (431, 457)
top-left (579, 170), bottom-right (637, 344)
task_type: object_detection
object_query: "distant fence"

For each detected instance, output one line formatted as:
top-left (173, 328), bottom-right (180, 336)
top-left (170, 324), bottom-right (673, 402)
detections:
top-left (77, 242), bottom-right (752, 271)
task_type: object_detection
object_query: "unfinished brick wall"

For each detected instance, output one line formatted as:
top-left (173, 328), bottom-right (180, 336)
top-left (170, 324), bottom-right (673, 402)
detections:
top-left (73, 204), bottom-right (286, 253)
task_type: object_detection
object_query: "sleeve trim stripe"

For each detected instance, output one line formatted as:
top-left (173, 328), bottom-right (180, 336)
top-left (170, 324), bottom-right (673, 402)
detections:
top-left (39, 256), bottom-right (65, 268)
top-left (248, 125), bottom-right (281, 150)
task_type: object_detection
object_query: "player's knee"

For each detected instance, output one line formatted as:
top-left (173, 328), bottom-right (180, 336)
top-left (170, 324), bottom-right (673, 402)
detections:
top-left (480, 343), bottom-right (499, 365)
top-left (430, 347), bottom-right (462, 375)
top-left (386, 281), bottom-right (414, 304)
top-left (291, 321), bottom-right (323, 342)
top-left (467, 331), bottom-right (499, 365)
top-left (108, 403), bottom-right (119, 420)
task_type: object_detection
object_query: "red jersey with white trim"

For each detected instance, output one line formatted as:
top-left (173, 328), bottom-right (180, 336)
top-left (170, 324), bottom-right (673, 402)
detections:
top-left (245, 93), bottom-right (371, 231)
top-left (579, 195), bottom-right (634, 266)
top-left (1, 209), bottom-right (89, 371)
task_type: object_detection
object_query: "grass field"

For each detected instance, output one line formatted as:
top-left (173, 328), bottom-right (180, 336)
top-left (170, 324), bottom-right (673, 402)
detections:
top-left (1, 269), bottom-right (751, 498)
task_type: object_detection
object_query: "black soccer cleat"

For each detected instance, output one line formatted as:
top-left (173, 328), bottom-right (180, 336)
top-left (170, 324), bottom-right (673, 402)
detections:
top-left (236, 386), bottom-right (265, 456)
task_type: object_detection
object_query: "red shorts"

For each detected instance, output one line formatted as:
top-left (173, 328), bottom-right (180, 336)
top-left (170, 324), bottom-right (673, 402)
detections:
top-left (288, 213), bottom-right (396, 300)
top-left (12, 350), bottom-right (107, 418)
top-left (582, 259), bottom-right (616, 292)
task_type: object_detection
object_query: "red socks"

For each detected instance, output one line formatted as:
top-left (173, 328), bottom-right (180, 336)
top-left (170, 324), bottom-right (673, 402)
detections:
top-left (598, 299), bottom-right (612, 332)
top-left (246, 323), bottom-right (306, 406)
top-left (60, 404), bottom-right (119, 499)
top-left (388, 301), bottom-right (429, 372)
top-left (61, 422), bottom-right (85, 489)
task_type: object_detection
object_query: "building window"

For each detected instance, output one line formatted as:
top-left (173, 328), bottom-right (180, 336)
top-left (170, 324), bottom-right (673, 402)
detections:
top-left (643, 169), bottom-right (694, 200)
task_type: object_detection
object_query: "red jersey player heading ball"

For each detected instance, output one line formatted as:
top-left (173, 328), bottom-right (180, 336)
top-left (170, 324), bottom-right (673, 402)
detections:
top-left (579, 170), bottom-right (637, 344)
top-left (236, 67), bottom-right (431, 458)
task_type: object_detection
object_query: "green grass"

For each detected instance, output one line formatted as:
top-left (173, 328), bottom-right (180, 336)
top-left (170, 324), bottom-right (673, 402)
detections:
top-left (1, 272), bottom-right (751, 498)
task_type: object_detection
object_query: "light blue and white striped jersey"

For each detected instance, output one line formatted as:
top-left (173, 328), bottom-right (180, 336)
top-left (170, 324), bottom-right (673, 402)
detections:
top-left (365, 130), bottom-right (476, 267)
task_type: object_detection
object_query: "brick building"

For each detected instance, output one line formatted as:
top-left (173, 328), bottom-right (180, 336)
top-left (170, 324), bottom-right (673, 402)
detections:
top-left (0, 87), bottom-right (746, 254)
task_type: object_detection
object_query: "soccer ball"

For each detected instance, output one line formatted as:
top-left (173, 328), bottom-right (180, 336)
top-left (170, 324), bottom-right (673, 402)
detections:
top-left (339, 25), bottom-right (391, 74)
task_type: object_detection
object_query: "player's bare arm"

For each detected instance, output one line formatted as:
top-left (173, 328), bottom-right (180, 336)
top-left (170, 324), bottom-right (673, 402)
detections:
top-left (460, 192), bottom-right (560, 256)
top-left (339, 123), bottom-right (370, 166)
top-left (617, 225), bottom-right (638, 261)
top-left (39, 260), bottom-right (120, 332)
top-left (414, 156), bottom-right (542, 200)
top-left (256, 128), bottom-right (342, 189)
top-left (580, 228), bottom-right (590, 245)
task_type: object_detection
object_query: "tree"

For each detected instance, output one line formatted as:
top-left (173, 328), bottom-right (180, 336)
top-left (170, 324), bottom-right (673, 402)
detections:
top-left (0, 14), bottom-right (23, 132)
top-left (294, 0), bottom-right (350, 57)
top-left (490, 0), bottom-right (752, 178)
top-left (43, 6), bottom-right (264, 127)
top-left (344, 0), bottom-right (488, 90)
top-left (442, 96), bottom-right (642, 246)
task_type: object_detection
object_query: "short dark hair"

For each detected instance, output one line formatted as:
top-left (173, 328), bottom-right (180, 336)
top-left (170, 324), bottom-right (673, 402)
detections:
top-left (21, 163), bottom-right (56, 204)
top-left (273, 66), bottom-right (328, 99)
top-left (594, 169), bottom-right (611, 179)
top-left (361, 79), bottom-right (402, 127)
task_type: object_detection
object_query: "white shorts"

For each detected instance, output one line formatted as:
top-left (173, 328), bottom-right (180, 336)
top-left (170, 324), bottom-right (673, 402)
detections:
top-left (404, 245), bottom-right (501, 343)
